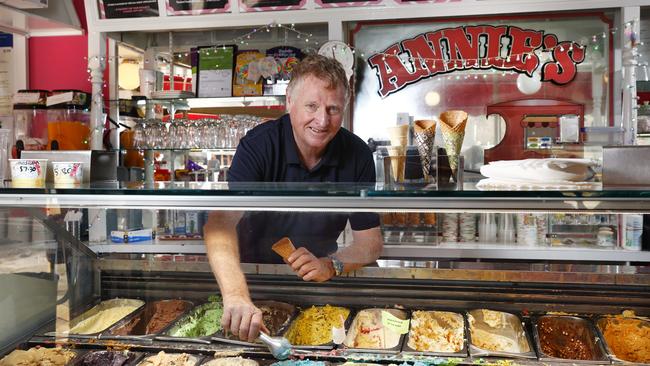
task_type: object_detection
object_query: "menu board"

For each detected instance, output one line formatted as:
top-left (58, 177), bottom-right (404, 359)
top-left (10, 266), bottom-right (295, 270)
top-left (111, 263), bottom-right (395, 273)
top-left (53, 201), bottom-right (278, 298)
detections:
top-left (239, 0), bottom-right (306, 12)
top-left (314, 0), bottom-right (381, 8)
top-left (98, 0), bottom-right (159, 19)
top-left (166, 0), bottom-right (230, 15)
top-left (196, 46), bottom-right (236, 97)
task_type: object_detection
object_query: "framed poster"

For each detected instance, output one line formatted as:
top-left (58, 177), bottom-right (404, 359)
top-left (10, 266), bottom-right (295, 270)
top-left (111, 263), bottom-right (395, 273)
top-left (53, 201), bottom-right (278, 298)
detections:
top-left (314, 0), bottom-right (380, 8)
top-left (239, 0), bottom-right (306, 12)
top-left (166, 0), bottom-right (230, 15)
top-left (196, 46), bottom-right (236, 98)
top-left (97, 0), bottom-right (159, 19)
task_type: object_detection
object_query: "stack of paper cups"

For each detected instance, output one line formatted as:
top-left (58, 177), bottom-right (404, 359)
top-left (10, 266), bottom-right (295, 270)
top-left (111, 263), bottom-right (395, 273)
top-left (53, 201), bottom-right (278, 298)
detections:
top-left (386, 124), bottom-right (409, 182)
top-left (386, 145), bottom-right (405, 182)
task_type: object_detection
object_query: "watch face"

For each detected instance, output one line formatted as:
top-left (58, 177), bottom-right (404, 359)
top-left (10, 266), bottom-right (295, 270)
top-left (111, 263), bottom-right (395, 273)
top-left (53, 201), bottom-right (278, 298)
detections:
top-left (318, 41), bottom-right (354, 71)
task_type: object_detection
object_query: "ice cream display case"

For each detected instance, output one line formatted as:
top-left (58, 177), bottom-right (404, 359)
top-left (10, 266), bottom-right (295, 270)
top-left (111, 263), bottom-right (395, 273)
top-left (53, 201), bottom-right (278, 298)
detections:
top-left (0, 183), bottom-right (649, 365)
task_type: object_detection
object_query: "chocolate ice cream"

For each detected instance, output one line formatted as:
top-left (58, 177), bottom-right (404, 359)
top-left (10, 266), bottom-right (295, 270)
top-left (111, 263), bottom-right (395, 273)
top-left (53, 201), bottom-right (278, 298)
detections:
top-left (77, 351), bottom-right (131, 366)
top-left (257, 302), bottom-right (294, 336)
top-left (537, 316), bottom-right (601, 360)
top-left (111, 299), bottom-right (192, 336)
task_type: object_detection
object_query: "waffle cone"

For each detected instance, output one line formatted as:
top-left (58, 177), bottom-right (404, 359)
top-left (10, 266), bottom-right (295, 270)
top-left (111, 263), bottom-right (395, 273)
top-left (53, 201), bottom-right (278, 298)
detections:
top-left (439, 110), bottom-right (468, 131)
top-left (439, 110), bottom-right (468, 174)
top-left (271, 237), bottom-right (296, 260)
top-left (414, 119), bottom-right (436, 134)
top-left (413, 122), bottom-right (436, 178)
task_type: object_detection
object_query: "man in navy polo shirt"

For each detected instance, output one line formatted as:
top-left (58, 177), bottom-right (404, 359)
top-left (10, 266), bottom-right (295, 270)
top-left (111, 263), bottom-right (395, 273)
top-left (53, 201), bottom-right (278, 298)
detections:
top-left (204, 55), bottom-right (383, 342)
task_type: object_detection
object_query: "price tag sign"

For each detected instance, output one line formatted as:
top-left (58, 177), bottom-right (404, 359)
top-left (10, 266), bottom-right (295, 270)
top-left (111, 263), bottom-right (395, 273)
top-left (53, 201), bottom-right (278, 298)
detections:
top-left (381, 310), bottom-right (409, 334)
top-left (12, 93), bottom-right (40, 104)
top-left (46, 92), bottom-right (74, 107)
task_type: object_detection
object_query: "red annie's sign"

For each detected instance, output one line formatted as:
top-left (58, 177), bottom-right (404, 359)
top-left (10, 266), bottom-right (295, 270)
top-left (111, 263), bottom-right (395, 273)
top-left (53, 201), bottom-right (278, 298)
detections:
top-left (368, 25), bottom-right (586, 98)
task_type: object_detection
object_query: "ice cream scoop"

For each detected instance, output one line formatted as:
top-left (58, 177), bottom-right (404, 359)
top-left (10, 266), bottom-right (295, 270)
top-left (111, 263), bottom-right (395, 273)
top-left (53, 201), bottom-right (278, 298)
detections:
top-left (259, 331), bottom-right (292, 360)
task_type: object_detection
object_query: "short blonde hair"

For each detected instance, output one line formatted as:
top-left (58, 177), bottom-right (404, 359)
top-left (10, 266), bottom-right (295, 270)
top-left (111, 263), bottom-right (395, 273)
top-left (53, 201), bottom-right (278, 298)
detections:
top-left (286, 54), bottom-right (350, 101)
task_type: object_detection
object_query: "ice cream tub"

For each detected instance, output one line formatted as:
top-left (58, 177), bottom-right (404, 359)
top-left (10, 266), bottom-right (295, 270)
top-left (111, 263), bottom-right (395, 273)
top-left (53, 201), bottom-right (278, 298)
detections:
top-left (596, 315), bottom-right (650, 364)
top-left (70, 350), bottom-right (142, 366)
top-left (467, 309), bottom-right (535, 359)
top-left (49, 298), bottom-right (144, 338)
top-left (9, 159), bottom-right (48, 188)
top-left (0, 347), bottom-right (81, 366)
top-left (342, 308), bottom-right (408, 353)
top-left (532, 315), bottom-right (608, 363)
top-left (156, 295), bottom-right (223, 344)
top-left (137, 351), bottom-right (203, 366)
top-left (402, 309), bottom-right (468, 357)
top-left (283, 304), bottom-right (353, 350)
top-left (212, 300), bottom-right (297, 347)
top-left (52, 161), bottom-right (83, 186)
top-left (103, 299), bottom-right (194, 340)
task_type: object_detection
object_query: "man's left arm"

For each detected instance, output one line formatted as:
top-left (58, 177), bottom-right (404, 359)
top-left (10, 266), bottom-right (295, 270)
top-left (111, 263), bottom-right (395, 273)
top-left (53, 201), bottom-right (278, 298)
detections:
top-left (287, 226), bottom-right (383, 282)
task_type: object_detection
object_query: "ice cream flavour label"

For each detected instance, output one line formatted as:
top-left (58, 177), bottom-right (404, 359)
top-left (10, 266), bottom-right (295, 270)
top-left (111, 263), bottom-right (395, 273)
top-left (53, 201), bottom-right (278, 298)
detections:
top-left (381, 311), bottom-right (409, 334)
top-left (368, 25), bottom-right (585, 98)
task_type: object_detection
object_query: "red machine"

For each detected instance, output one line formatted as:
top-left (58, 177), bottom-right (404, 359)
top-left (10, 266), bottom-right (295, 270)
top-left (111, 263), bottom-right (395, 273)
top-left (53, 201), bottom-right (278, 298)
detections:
top-left (484, 98), bottom-right (585, 164)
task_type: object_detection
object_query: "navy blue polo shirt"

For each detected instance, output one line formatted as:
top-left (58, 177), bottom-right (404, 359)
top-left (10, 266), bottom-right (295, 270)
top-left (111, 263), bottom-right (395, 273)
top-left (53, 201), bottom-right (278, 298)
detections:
top-left (228, 114), bottom-right (380, 263)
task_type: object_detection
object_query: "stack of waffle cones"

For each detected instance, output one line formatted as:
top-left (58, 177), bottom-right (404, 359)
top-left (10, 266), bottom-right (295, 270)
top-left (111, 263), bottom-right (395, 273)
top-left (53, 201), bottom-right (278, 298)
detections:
top-left (439, 110), bottom-right (468, 179)
top-left (386, 125), bottom-right (409, 182)
top-left (271, 237), bottom-right (296, 260)
top-left (413, 120), bottom-right (437, 179)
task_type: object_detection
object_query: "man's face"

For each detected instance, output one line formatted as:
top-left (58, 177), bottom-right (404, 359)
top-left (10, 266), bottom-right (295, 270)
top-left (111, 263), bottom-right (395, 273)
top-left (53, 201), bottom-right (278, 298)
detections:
top-left (287, 75), bottom-right (346, 158)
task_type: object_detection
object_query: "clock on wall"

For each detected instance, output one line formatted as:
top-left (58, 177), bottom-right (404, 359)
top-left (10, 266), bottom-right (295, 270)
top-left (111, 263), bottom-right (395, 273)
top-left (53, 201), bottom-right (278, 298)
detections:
top-left (318, 41), bottom-right (354, 79)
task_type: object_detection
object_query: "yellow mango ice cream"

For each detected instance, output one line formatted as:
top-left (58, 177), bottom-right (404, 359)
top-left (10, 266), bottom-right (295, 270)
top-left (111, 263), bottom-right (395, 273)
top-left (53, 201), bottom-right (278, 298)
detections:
top-left (284, 305), bottom-right (349, 345)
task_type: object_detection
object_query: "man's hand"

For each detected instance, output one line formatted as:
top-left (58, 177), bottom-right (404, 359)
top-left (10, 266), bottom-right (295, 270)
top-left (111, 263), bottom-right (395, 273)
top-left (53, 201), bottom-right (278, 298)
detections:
top-left (287, 247), bottom-right (335, 282)
top-left (221, 295), bottom-right (264, 342)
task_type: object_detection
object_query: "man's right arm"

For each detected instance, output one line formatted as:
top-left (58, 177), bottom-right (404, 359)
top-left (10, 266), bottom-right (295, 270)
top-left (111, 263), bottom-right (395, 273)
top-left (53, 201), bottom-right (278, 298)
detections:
top-left (204, 211), bottom-right (263, 342)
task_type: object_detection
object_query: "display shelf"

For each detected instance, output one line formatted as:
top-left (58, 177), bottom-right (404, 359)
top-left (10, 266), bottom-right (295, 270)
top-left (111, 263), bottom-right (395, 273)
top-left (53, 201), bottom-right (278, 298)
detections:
top-left (382, 243), bottom-right (650, 262)
top-left (113, 96), bottom-right (285, 108)
top-left (89, 239), bottom-right (650, 263)
top-left (2, 183), bottom-right (650, 211)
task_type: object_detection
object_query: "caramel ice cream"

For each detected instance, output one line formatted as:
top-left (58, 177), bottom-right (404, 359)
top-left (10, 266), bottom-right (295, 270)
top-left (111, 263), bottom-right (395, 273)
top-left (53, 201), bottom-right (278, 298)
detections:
top-left (0, 347), bottom-right (75, 366)
top-left (202, 357), bottom-right (259, 366)
top-left (598, 316), bottom-right (650, 363)
top-left (137, 351), bottom-right (197, 366)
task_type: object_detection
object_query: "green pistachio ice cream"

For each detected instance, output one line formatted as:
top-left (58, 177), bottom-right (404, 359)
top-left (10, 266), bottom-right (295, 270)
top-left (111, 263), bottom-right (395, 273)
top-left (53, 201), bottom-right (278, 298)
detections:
top-left (168, 296), bottom-right (223, 337)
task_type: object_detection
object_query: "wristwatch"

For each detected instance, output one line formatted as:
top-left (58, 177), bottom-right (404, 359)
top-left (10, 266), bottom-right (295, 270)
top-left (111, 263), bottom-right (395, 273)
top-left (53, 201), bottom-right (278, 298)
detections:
top-left (329, 256), bottom-right (344, 277)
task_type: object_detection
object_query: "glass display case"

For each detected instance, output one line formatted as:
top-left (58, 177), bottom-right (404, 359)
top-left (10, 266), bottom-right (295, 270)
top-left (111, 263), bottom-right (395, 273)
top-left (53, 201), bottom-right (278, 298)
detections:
top-left (0, 183), bottom-right (649, 365)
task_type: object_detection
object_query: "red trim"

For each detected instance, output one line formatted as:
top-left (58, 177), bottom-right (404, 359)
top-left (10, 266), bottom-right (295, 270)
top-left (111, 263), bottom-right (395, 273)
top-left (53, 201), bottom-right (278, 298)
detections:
top-left (349, 10), bottom-right (615, 131)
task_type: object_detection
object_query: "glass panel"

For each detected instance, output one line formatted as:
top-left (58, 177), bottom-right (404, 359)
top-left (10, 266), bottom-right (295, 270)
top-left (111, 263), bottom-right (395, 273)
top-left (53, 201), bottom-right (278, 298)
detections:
top-left (351, 12), bottom-right (615, 168)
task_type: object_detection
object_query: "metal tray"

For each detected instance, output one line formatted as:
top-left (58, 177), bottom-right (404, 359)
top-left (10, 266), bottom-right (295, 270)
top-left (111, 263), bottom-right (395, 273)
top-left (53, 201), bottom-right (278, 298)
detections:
top-left (342, 308), bottom-right (408, 354)
top-left (212, 300), bottom-right (297, 347)
top-left (48, 298), bottom-right (145, 338)
top-left (467, 309), bottom-right (536, 359)
top-left (282, 304), bottom-right (353, 350)
top-left (155, 300), bottom-right (222, 344)
top-left (532, 315), bottom-right (608, 364)
top-left (595, 315), bottom-right (650, 365)
top-left (199, 356), bottom-right (262, 366)
top-left (70, 350), bottom-right (143, 366)
top-left (136, 351), bottom-right (203, 366)
top-left (401, 309), bottom-right (468, 358)
top-left (102, 299), bottom-right (194, 340)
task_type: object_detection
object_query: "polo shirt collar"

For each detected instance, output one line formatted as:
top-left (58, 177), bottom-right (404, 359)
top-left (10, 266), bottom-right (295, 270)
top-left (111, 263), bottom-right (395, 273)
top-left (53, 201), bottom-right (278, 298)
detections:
top-left (282, 114), bottom-right (341, 168)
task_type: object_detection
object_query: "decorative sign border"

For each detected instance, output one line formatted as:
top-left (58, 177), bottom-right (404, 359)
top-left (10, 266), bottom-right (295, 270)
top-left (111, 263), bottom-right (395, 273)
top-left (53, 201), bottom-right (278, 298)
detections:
top-left (166, 0), bottom-right (230, 15)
